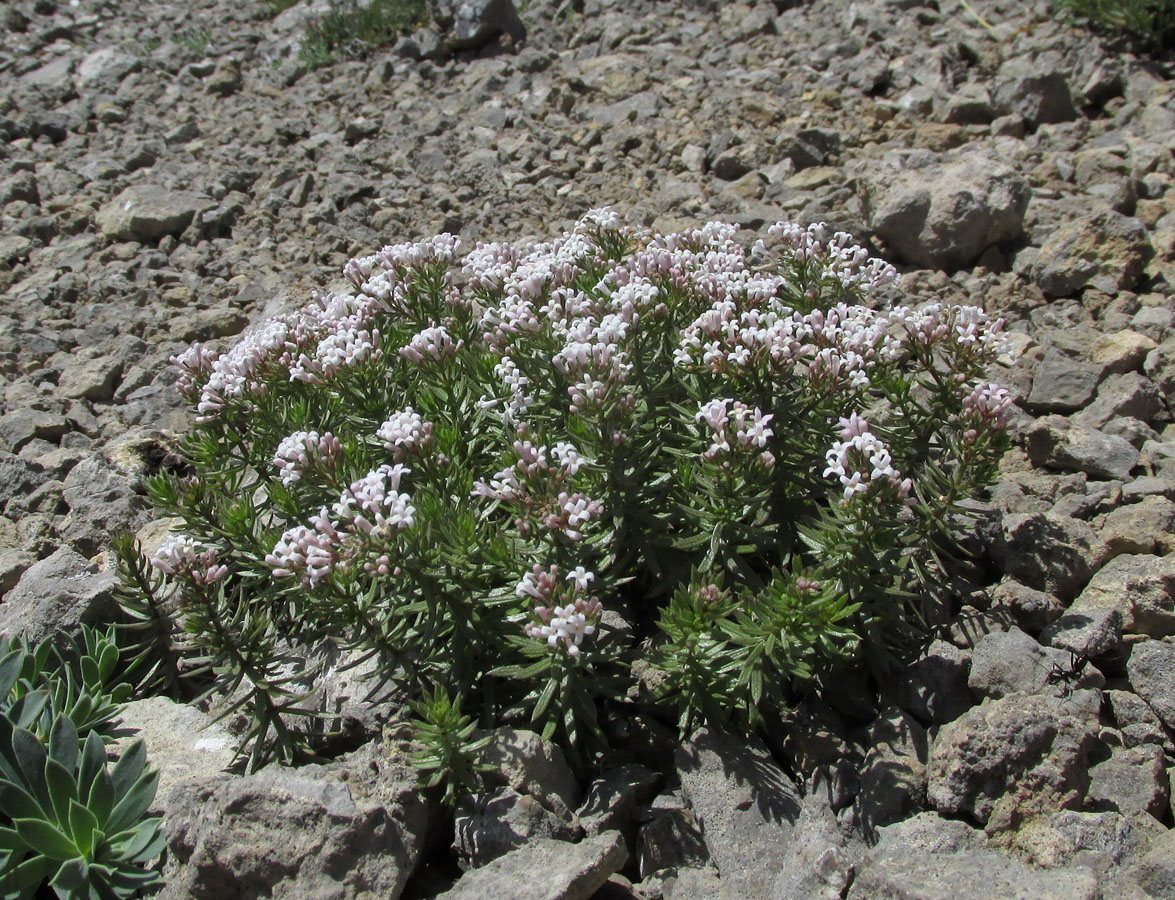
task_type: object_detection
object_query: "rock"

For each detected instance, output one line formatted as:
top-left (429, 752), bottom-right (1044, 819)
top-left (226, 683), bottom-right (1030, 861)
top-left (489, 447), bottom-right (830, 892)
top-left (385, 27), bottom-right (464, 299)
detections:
top-left (437, 831), bottom-right (626, 900)
top-left (1040, 608), bottom-right (1123, 659)
top-left (1087, 743), bottom-right (1170, 820)
top-left (1034, 210), bottom-right (1154, 297)
top-left (1099, 495), bottom-right (1175, 558)
top-left (848, 848), bottom-right (1100, 900)
top-left (1092, 330), bottom-right (1157, 376)
top-left (480, 727), bottom-right (581, 817)
top-left (56, 352), bottom-right (123, 402)
top-left (204, 59), bottom-right (241, 96)
top-left (0, 546), bottom-right (119, 644)
top-left (96, 185), bottom-right (211, 243)
top-left (854, 707), bottom-right (928, 831)
top-left (893, 639), bottom-right (974, 726)
top-left (676, 728), bottom-right (802, 900)
top-left (452, 0), bottom-right (526, 49)
top-left (873, 812), bottom-right (987, 858)
top-left (968, 627), bottom-right (1103, 699)
top-left (991, 511), bottom-right (1100, 600)
top-left (0, 549), bottom-right (34, 597)
top-left (1008, 809), bottom-right (1151, 871)
top-left (112, 696), bottom-right (236, 809)
top-left (1127, 640), bottom-right (1175, 731)
top-left (0, 408), bottom-right (71, 452)
top-left (926, 689), bottom-right (1100, 829)
top-left (162, 742), bottom-right (428, 900)
top-left (988, 579), bottom-right (1066, 633)
top-left (59, 454), bottom-right (149, 556)
top-left (768, 788), bottom-right (857, 900)
top-left (454, 786), bottom-right (580, 870)
top-left (993, 53), bottom-right (1077, 126)
top-left (1024, 350), bottom-right (1101, 414)
top-left (1070, 553), bottom-right (1175, 638)
top-left (1129, 828), bottom-right (1175, 899)
top-left (1025, 415), bottom-right (1139, 481)
top-left (636, 806), bottom-right (709, 878)
top-left (862, 151), bottom-right (1030, 270)
top-left (651, 866), bottom-right (741, 900)
top-left (577, 764), bottom-right (660, 836)
top-left (0, 453), bottom-right (48, 516)
top-left (74, 47), bottom-right (140, 88)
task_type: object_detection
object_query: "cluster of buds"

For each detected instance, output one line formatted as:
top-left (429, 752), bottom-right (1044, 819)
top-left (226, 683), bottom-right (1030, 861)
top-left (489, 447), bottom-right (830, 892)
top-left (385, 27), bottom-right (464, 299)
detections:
top-left (152, 535), bottom-right (228, 586)
top-left (695, 398), bottom-right (775, 467)
top-left (377, 408), bottom-right (434, 462)
top-left (518, 563), bottom-right (605, 657)
top-left (823, 413), bottom-right (912, 502)
top-left (961, 382), bottom-right (1013, 442)
top-left (768, 221), bottom-right (899, 294)
top-left (400, 324), bottom-right (463, 366)
top-left (273, 430), bottom-right (343, 487)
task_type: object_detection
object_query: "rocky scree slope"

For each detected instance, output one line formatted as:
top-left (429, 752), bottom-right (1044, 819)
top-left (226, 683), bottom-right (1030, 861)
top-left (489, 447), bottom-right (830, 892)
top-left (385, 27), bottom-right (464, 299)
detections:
top-left (2, 0), bottom-right (1175, 897)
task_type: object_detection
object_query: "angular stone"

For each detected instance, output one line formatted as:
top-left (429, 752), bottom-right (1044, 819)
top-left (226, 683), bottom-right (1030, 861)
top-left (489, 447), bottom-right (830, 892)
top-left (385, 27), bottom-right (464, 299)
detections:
top-left (927, 690), bottom-right (1100, 828)
top-left (855, 707), bottom-right (928, 830)
top-left (676, 728), bottom-right (802, 900)
top-left (1040, 608), bottom-right (1123, 659)
top-left (768, 790), bottom-right (857, 900)
top-left (96, 185), bottom-right (211, 242)
top-left (1034, 210), bottom-right (1154, 298)
top-left (968, 628), bottom-right (1103, 700)
top-left (480, 727), bottom-right (581, 817)
top-left (1127, 640), bottom-right (1175, 731)
top-left (849, 848), bottom-right (1099, 900)
top-left (454, 786), bottom-right (579, 871)
top-left (74, 46), bottom-right (139, 88)
top-left (57, 353), bottom-right (124, 402)
top-left (112, 697), bottom-right (236, 811)
top-left (1087, 744), bottom-right (1170, 820)
top-left (1026, 415), bottom-right (1139, 481)
top-left (161, 743), bottom-right (428, 900)
top-left (0, 408), bottom-right (71, 452)
top-left (894, 639), bottom-right (974, 726)
top-left (637, 806), bottom-right (709, 878)
top-left (437, 832), bottom-right (626, 900)
top-left (993, 53), bottom-right (1077, 126)
top-left (991, 511), bottom-right (1100, 600)
top-left (1025, 351), bottom-right (1100, 414)
top-left (1100, 496), bottom-right (1175, 558)
top-left (59, 454), bottom-right (149, 557)
top-left (0, 547), bottom-right (118, 645)
top-left (862, 151), bottom-right (1030, 270)
top-left (452, 0), bottom-right (526, 48)
top-left (1070, 553), bottom-right (1175, 638)
top-left (1092, 330), bottom-right (1157, 376)
top-left (577, 764), bottom-right (660, 837)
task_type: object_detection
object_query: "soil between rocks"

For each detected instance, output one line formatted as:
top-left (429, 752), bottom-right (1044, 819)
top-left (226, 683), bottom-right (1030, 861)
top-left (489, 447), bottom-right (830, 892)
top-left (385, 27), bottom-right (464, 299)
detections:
top-left (2, 0), bottom-right (1175, 897)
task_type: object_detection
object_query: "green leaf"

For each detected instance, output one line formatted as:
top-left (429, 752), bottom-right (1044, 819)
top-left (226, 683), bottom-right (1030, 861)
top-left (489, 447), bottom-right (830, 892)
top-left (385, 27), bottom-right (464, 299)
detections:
top-left (48, 857), bottom-right (88, 895)
top-left (108, 742), bottom-right (145, 799)
top-left (48, 716), bottom-right (78, 774)
top-left (44, 759), bottom-right (79, 829)
top-left (13, 818), bottom-right (77, 861)
top-left (67, 799), bottom-right (99, 858)
top-left (0, 649), bottom-right (26, 700)
top-left (78, 733), bottom-right (106, 802)
top-left (105, 770), bottom-right (157, 836)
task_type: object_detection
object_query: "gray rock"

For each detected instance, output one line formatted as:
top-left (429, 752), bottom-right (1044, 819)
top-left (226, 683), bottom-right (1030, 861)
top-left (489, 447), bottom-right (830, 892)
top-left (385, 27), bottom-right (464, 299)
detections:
top-left (848, 848), bottom-right (1100, 900)
top-left (893, 639), bottom-right (974, 726)
top-left (1130, 827), bottom-right (1175, 899)
top-left (56, 352), bottom-right (123, 402)
top-left (480, 727), bottom-right (581, 817)
top-left (654, 866), bottom-right (741, 900)
top-left (204, 59), bottom-right (241, 96)
top-left (1025, 350), bottom-right (1101, 414)
top-left (926, 689), bottom-right (1100, 829)
top-left (1025, 415), bottom-right (1139, 481)
top-left (1091, 330), bottom-right (1157, 376)
top-left (862, 151), bottom-right (1030, 270)
top-left (854, 707), bottom-right (928, 831)
top-left (454, 786), bottom-right (580, 870)
top-left (577, 764), bottom-right (659, 836)
top-left (993, 53), bottom-right (1077, 126)
top-left (162, 743), bottom-right (429, 900)
top-left (437, 831), bottom-right (626, 900)
top-left (59, 454), bottom-right (149, 556)
top-left (1034, 210), bottom-right (1154, 297)
top-left (872, 813), bottom-right (987, 858)
top-left (676, 728), bottom-right (802, 900)
top-left (1075, 372), bottom-right (1163, 430)
top-left (769, 789), bottom-right (857, 900)
top-left (1127, 640), bottom-right (1175, 731)
top-left (1040, 608), bottom-right (1123, 658)
top-left (74, 47), bottom-right (139, 88)
top-left (1087, 743), bottom-right (1170, 820)
top-left (637, 806), bottom-right (709, 878)
top-left (991, 511), bottom-right (1100, 600)
top-left (968, 627), bottom-right (1103, 699)
top-left (988, 579), bottom-right (1066, 633)
top-left (453, 0), bottom-right (526, 48)
top-left (1070, 553), bottom-right (1175, 638)
top-left (0, 546), bottom-right (118, 644)
top-left (1099, 495), bottom-right (1175, 558)
top-left (112, 696), bottom-right (236, 810)
top-left (96, 185), bottom-right (211, 242)
top-left (0, 453), bottom-right (48, 517)
top-left (0, 409), bottom-right (71, 452)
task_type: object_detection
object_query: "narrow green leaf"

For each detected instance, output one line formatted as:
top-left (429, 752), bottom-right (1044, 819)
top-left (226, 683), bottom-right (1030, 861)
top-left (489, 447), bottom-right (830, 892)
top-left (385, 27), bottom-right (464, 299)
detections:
top-left (12, 818), bottom-right (77, 861)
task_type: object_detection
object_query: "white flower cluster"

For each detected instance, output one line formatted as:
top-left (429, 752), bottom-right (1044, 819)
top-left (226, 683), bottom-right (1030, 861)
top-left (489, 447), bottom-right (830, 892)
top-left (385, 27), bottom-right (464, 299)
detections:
top-left (273, 430), bottom-right (343, 487)
top-left (823, 413), bottom-right (911, 501)
top-left (400, 324), bottom-right (463, 366)
top-left (152, 534), bottom-right (227, 586)
top-left (376, 407), bottom-right (434, 461)
top-left (266, 464), bottom-right (415, 587)
top-left (695, 399), bottom-right (775, 464)
top-left (768, 221), bottom-right (899, 293)
top-left (517, 563), bottom-right (604, 657)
